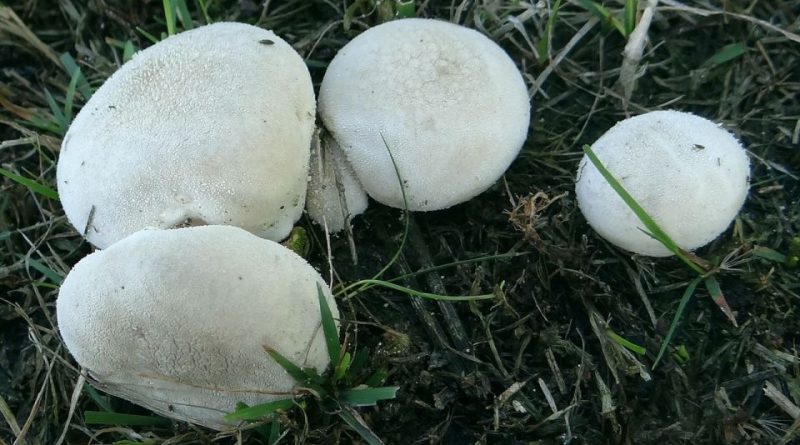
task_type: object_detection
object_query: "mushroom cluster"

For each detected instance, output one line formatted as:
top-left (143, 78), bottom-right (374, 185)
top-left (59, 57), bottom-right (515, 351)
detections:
top-left (56, 18), bottom-right (533, 430)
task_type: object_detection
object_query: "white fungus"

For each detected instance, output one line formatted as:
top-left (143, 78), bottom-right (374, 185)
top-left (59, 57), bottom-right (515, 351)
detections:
top-left (318, 18), bottom-right (530, 211)
top-left (57, 23), bottom-right (316, 248)
top-left (306, 134), bottom-right (369, 232)
top-left (56, 225), bottom-right (339, 430)
top-left (575, 110), bottom-right (750, 257)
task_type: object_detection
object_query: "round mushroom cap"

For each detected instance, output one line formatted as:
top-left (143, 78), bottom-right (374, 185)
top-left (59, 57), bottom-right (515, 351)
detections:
top-left (56, 225), bottom-right (339, 430)
top-left (318, 18), bottom-right (530, 211)
top-left (57, 22), bottom-right (316, 248)
top-left (306, 135), bottom-right (369, 232)
top-left (575, 110), bottom-right (750, 257)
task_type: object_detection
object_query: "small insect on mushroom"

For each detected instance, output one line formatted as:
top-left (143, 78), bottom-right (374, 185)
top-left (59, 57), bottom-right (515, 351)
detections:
top-left (575, 110), bottom-right (751, 257)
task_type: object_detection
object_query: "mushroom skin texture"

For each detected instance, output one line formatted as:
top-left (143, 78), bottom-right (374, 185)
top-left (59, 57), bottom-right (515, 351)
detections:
top-left (57, 22), bottom-right (316, 248)
top-left (306, 135), bottom-right (369, 232)
top-left (318, 18), bottom-right (530, 211)
top-left (575, 110), bottom-right (750, 257)
top-left (56, 225), bottom-right (339, 430)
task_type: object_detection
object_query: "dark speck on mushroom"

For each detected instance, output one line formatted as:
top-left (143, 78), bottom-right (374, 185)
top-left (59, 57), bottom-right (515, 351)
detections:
top-left (259, 39), bottom-right (274, 45)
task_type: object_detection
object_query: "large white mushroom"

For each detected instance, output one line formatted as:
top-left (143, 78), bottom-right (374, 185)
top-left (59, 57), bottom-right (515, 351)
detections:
top-left (56, 225), bottom-right (339, 430)
top-left (575, 110), bottom-right (750, 257)
top-left (318, 18), bottom-right (530, 212)
top-left (57, 22), bottom-right (316, 248)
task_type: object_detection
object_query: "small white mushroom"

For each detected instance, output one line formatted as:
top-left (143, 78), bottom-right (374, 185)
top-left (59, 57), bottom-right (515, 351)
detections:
top-left (306, 132), bottom-right (369, 232)
top-left (575, 110), bottom-right (750, 257)
top-left (57, 23), bottom-right (316, 248)
top-left (318, 18), bottom-right (530, 211)
top-left (56, 225), bottom-right (339, 430)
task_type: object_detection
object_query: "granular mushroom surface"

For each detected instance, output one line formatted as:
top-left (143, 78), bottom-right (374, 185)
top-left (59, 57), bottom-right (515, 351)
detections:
top-left (56, 225), bottom-right (339, 430)
top-left (57, 22), bottom-right (316, 248)
top-left (318, 18), bottom-right (530, 211)
top-left (575, 110), bottom-right (750, 256)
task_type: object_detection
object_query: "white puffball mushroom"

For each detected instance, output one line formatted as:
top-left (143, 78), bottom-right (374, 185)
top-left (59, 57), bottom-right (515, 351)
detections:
top-left (56, 225), bottom-right (339, 430)
top-left (306, 134), bottom-right (369, 232)
top-left (57, 22), bottom-right (316, 248)
top-left (575, 110), bottom-right (750, 257)
top-left (318, 18), bottom-right (530, 211)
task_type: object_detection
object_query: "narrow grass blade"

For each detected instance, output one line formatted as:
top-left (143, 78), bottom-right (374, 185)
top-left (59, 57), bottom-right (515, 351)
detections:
top-left (163, 0), bottom-right (176, 36)
top-left (17, 255), bottom-right (63, 284)
top-left (606, 329), bottom-right (646, 356)
top-left (317, 283), bottom-right (342, 368)
top-left (122, 40), bottom-right (137, 62)
top-left (576, 0), bottom-right (625, 35)
top-left (752, 246), bottom-right (786, 263)
top-left (395, 1), bottom-right (415, 17)
top-left (537, 0), bottom-right (562, 60)
top-left (351, 279), bottom-right (495, 301)
top-left (263, 346), bottom-right (311, 384)
top-left (704, 275), bottom-right (737, 326)
top-left (624, 0), bottom-right (637, 36)
top-left (59, 53), bottom-right (93, 100)
top-left (0, 167), bottom-right (59, 200)
top-left (338, 406), bottom-right (385, 445)
top-left (63, 65), bottom-right (83, 124)
top-left (197, 0), bottom-right (211, 24)
top-left (42, 88), bottom-right (66, 132)
top-left (136, 27), bottom-right (160, 44)
top-left (704, 43), bottom-right (747, 67)
top-left (653, 277), bottom-right (702, 369)
top-left (84, 411), bottom-right (170, 426)
top-left (223, 399), bottom-right (294, 422)
top-left (387, 252), bottom-right (527, 283)
top-left (334, 351), bottom-right (352, 381)
top-left (83, 384), bottom-right (113, 412)
top-left (173, 0), bottom-right (193, 30)
top-left (341, 386), bottom-right (399, 407)
top-left (0, 394), bottom-right (21, 436)
top-left (365, 370), bottom-right (388, 387)
top-left (582, 145), bottom-right (705, 274)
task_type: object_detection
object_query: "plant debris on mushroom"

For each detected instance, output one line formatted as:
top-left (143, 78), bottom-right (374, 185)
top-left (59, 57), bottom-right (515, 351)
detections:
top-left (575, 110), bottom-right (750, 257)
top-left (318, 18), bottom-right (530, 212)
top-left (56, 225), bottom-right (339, 430)
top-left (57, 22), bottom-right (316, 248)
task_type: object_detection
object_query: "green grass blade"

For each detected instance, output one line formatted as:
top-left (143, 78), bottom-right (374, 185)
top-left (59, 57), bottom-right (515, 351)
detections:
top-left (395, 1), bottom-right (415, 17)
top-left (163, 0), bottom-right (176, 35)
top-left (16, 254), bottom-right (63, 284)
top-left (704, 275), bottom-right (737, 326)
top-left (317, 283), bottom-right (342, 369)
top-left (122, 40), bottom-right (137, 62)
top-left (84, 411), bottom-right (170, 426)
top-left (350, 279), bottom-right (495, 301)
top-left (387, 252), bottom-right (527, 283)
top-left (582, 144), bottom-right (705, 274)
top-left (704, 43), bottom-right (747, 67)
top-left (0, 167), bottom-right (59, 200)
top-left (537, 0), bottom-right (562, 60)
top-left (42, 88), bottom-right (66, 132)
top-left (63, 64), bottom-right (83, 124)
top-left (136, 27), bottom-right (160, 44)
top-left (334, 351), bottom-right (352, 381)
top-left (223, 399), bottom-right (294, 422)
top-left (83, 384), bottom-right (113, 412)
top-left (338, 406), bottom-right (385, 445)
top-left (196, 0), bottom-right (211, 23)
top-left (576, 0), bottom-right (625, 35)
top-left (341, 386), bottom-right (399, 407)
top-left (59, 53), bottom-right (93, 100)
top-left (263, 346), bottom-right (311, 384)
top-left (653, 276), bottom-right (702, 369)
top-left (624, 0), bottom-right (637, 36)
top-left (173, 0), bottom-right (193, 30)
top-left (606, 329), bottom-right (646, 356)
top-left (752, 246), bottom-right (787, 263)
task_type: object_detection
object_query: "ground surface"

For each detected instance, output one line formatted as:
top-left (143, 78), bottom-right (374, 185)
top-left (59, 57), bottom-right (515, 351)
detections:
top-left (1, 0), bottom-right (799, 444)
